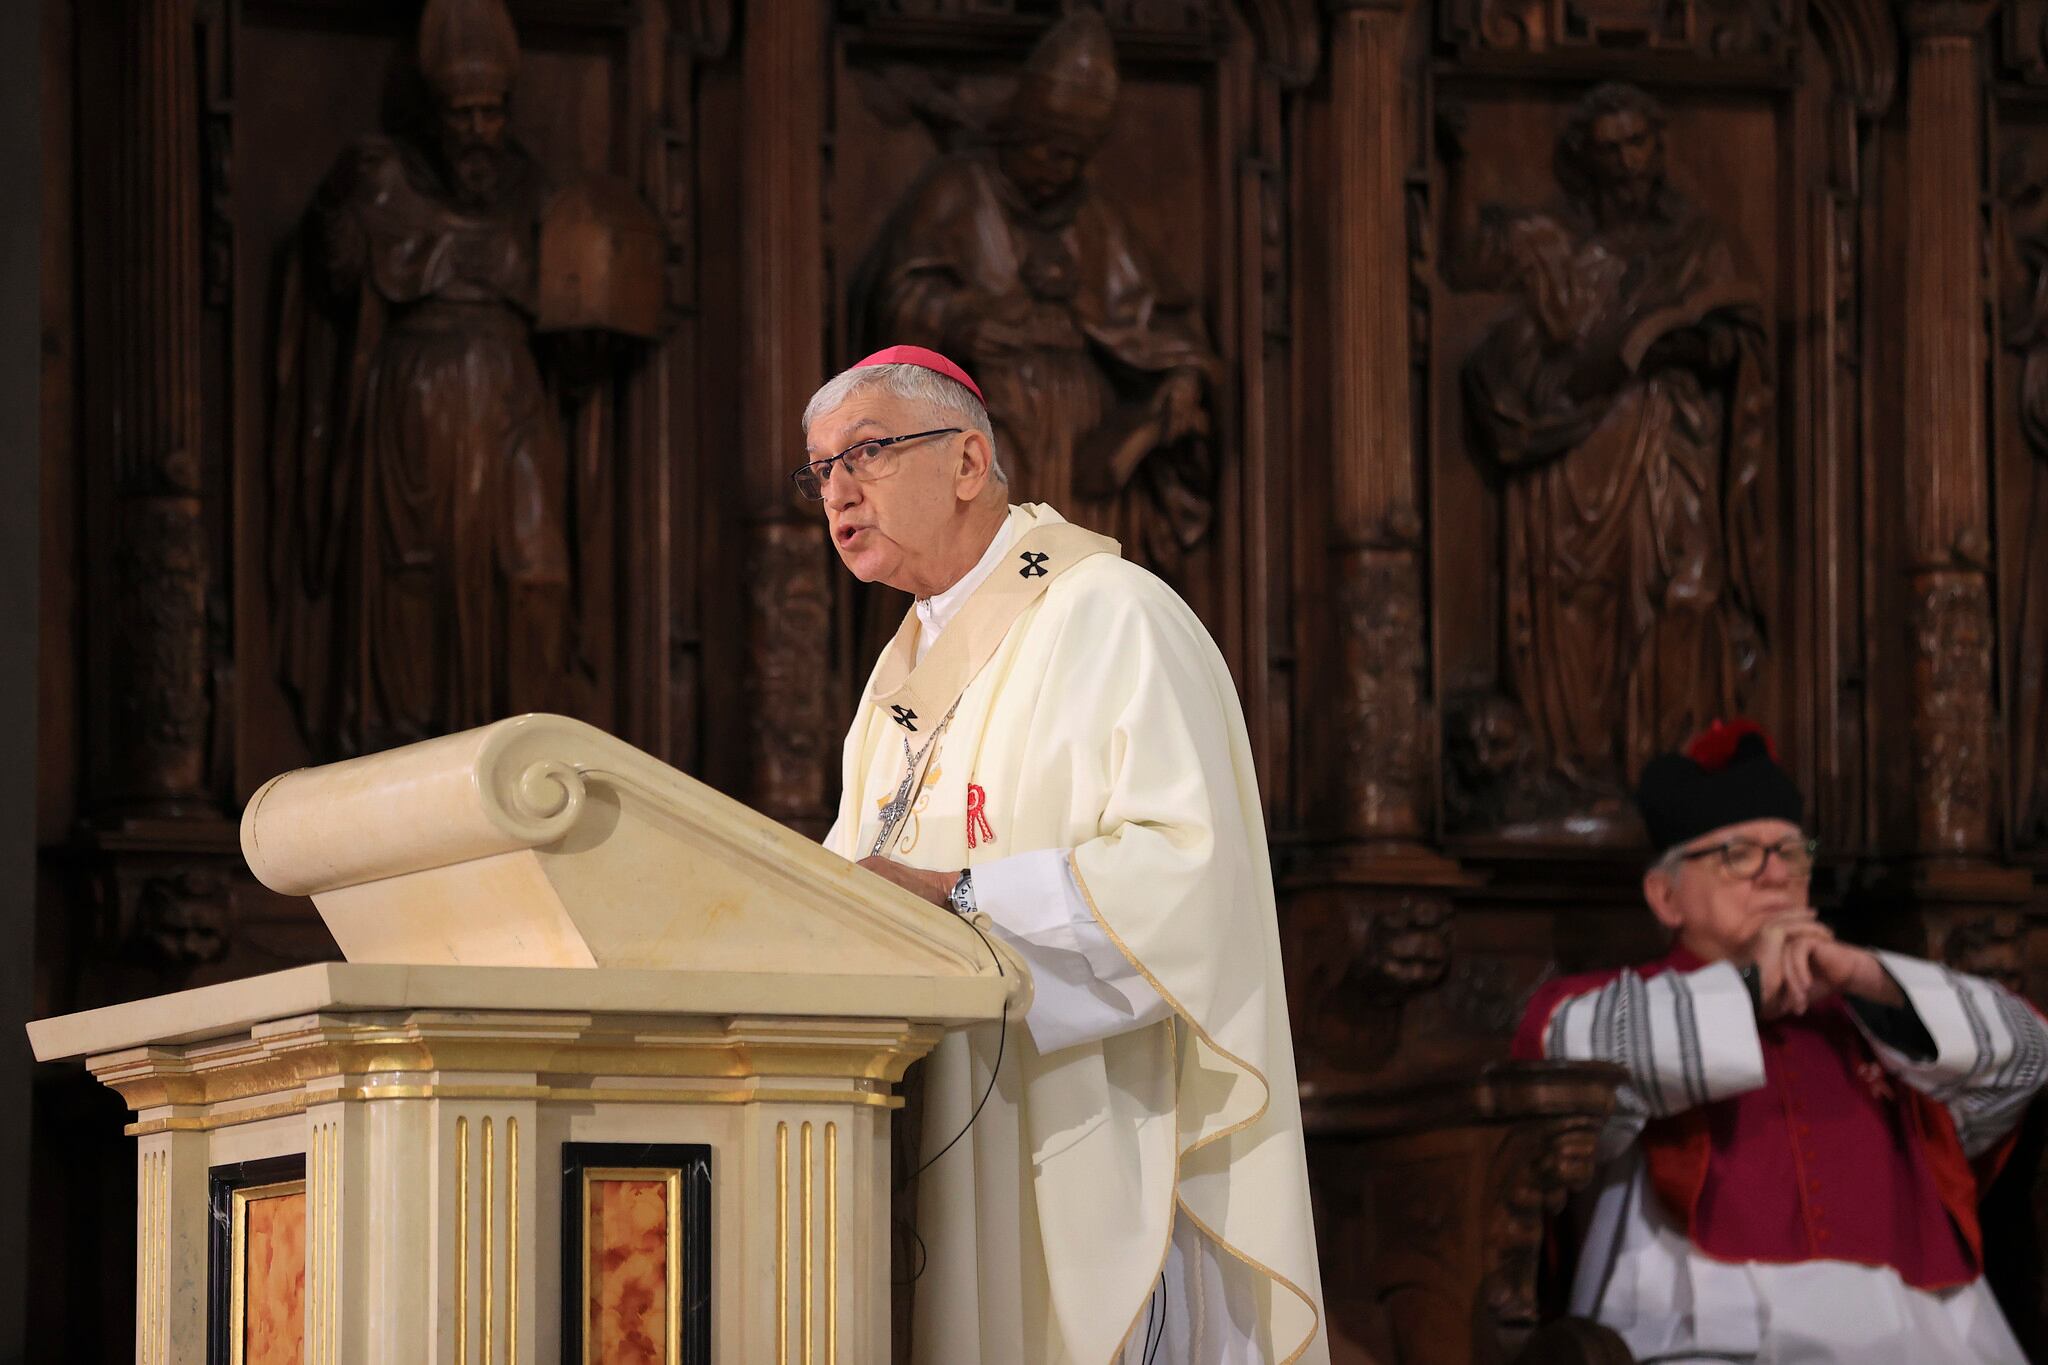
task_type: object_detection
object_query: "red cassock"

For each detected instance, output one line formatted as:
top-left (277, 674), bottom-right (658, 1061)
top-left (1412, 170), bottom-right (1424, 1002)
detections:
top-left (1515, 946), bottom-right (2028, 1290)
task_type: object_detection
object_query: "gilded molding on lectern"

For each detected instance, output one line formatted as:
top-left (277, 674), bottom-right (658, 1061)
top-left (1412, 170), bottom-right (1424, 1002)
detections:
top-left (802, 1121), bottom-right (815, 1364)
top-left (139, 1147), bottom-right (167, 1364)
top-left (826, 1121), bottom-right (839, 1365)
top-left (305, 1122), bottom-right (340, 1365)
top-left (510, 1117), bottom-right (521, 1365)
top-left (456, 1116), bottom-right (470, 1365)
top-left (93, 1013), bottom-right (944, 1132)
top-left (483, 1118), bottom-right (497, 1365)
top-left (777, 1122), bottom-right (790, 1365)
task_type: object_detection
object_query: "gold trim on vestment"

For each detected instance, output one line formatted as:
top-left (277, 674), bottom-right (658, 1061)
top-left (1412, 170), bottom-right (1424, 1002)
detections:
top-left (1110, 1016), bottom-right (1182, 1363)
top-left (1175, 1200), bottom-right (1324, 1365)
top-left (1068, 854), bottom-right (1324, 1363)
top-left (865, 516), bottom-right (1120, 732)
top-left (1066, 853), bottom-right (1274, 1154)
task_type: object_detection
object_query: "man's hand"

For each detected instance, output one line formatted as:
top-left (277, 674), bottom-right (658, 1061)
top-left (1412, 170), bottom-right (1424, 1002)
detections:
top-left (1801, 937), bottom-right (1905, 1009)
top-left (1741, 911), bottom-right (1906, 1016)
top-left (1740, 909), bottom-right (1834, 1019)
top-left (857, 856), bottom-right (957, 909)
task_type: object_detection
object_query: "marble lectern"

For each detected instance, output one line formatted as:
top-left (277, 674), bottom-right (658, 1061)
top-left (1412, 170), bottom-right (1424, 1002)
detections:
top-left (27, 714), bottom-right (1012, 1364)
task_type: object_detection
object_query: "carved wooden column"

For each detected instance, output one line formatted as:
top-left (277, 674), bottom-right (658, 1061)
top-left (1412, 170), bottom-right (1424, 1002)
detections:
top-left (1324, 0), bottom-right (1431, 853)
top-left (107, 0), bottom-right (210, 813)
top-left (739, 0), bottom-right (836, 826)
top-left (1900, 0), bottom-right (1999, 860)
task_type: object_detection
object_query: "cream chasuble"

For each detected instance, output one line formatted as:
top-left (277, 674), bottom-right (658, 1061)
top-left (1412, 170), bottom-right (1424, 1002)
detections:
top-left (825, 503), bottom-right (1327, 1364)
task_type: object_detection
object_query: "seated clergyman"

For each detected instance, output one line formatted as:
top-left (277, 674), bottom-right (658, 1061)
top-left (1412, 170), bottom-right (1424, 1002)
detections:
top-left (1516, 721), bottom-right (2047, 1363)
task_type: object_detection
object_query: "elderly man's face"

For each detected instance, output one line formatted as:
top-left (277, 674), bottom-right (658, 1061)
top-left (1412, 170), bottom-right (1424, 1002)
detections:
top-left (1644, 816), bottom-right (1809, 963)
top-left (807, 391), bottom-right (978, 593)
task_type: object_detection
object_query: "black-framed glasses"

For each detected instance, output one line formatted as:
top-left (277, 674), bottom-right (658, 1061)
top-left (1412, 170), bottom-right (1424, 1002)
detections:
top-left (790, 427), bottom-right (963, 500)
top-left (1674, 836), bottom-right (1819, 881)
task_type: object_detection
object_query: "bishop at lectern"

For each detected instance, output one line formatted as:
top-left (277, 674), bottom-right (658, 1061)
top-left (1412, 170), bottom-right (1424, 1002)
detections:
top-left (26, 342), bottom-right (1326, 1365)
top-left (801, 346), bottom-right (1328, 1364)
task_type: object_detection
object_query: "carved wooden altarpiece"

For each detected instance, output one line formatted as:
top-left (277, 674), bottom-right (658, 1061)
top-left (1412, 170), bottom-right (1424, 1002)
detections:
top-left (33, 0), bottom-right (2048, 1359)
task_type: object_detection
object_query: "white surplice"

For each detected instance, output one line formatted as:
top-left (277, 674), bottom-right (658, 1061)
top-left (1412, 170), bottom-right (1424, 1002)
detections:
top-left (1541, 954), bottom-right (2043, 1364)
top-left (825, 503), bottom-right (1326, 1364)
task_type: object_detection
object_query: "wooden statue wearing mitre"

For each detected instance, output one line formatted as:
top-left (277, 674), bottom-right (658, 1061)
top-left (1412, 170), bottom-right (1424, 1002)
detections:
top-left (270, 0), bottom-right (661, 759)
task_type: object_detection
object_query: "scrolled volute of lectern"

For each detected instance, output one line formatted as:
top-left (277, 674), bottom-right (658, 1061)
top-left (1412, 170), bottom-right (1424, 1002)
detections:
top-left (240, 712), bottom-right (1002, 980)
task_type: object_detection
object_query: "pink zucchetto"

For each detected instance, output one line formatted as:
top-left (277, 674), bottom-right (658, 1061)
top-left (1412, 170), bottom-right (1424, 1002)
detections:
top-left (851, 345), bottom-right (985, 405)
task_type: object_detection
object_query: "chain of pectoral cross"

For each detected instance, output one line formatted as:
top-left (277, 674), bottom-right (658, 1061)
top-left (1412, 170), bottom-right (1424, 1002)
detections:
top-left (867, 701), bottom-right (959, 858)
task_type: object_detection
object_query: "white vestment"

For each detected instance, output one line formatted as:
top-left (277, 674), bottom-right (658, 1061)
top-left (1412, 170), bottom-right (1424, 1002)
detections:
top-left (825, 503), bottom-right (1327, 1364)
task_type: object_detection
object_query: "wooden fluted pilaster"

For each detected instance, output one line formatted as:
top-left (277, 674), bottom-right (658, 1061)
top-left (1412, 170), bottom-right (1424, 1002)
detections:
top-left (107, 0), bottom-right (210, 809)
top-left (738, 0), bottom-right (836, 823)
top-left (1900, 0), bottom-right (1998, 856)
top-left (1325, 0), bottom-right (1430, 844)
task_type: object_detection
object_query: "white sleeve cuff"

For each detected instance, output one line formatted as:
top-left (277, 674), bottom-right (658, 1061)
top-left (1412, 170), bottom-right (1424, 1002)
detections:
top-left (1870, 949), bottom-right (2027, 1089)
top-left (1681, 961), bottom-right (1770, 1103)
top-left (973, 848), bottom-right (1146, 993)
top-left (971, 847), bottom-right (1170, 1054)
top-left (1543, 961), bottom-right (1765, 1113)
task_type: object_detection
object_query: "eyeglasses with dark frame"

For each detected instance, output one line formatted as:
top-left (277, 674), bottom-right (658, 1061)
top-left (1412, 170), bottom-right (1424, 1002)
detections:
top-left (1672, 836), bottom-right (1820, 881)
top-left (790, 427), bottom-right (963, 501)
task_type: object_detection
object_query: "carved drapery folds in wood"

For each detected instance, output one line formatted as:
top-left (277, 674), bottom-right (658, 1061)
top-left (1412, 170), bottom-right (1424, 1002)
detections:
top-left (1439, 82), bottom-right (1772, 841)
top-left (269, 0), bottom-right (662, 760)
top-left (853, 9), bottom-right (1225, 584)
top-left (1296, 0), bottom-right (1985, 1353)
top-left (42, 0), bottom-right (2048, 1357)
top-left (57, 0), bottom-right (722, 993)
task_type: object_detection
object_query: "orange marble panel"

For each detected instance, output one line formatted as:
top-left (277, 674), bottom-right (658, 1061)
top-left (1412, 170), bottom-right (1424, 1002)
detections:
top-left (588, 1177), bottom-right (671, 1365)
top-left (243, 1190), bottom-right (305, 1365)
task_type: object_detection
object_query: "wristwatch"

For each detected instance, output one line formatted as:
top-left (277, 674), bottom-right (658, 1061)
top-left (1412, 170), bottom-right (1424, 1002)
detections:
top-left (947, 868), bottom-right (977, 917)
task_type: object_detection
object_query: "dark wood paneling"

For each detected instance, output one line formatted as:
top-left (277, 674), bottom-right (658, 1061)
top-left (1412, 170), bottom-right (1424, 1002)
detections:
top-left (31, 0), bottom-right (2048, 1359)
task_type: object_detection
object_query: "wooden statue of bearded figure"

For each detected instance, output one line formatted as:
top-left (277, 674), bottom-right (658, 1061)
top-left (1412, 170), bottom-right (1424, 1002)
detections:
top-left (269, 0), bottom-right (657, 758)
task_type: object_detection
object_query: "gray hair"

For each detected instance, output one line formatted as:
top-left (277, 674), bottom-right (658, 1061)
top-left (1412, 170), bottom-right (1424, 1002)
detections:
top-left (802, 362), bottom-right (1007, 484)
top-left (1649, 844), bottom-right (1687, 879)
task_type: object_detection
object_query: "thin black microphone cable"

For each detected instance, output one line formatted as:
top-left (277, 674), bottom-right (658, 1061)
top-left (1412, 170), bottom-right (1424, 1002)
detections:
top-left (1142, 1267), bottom-right (1166, 1363)
top-left (892, 910), bottom-right (1010, 1286)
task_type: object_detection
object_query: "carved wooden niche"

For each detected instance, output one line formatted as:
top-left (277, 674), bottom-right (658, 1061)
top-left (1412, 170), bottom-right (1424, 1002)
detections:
top-left (826, 0), bottom-right (1311, 748)
top-left (231, 0), bottom-right (716, 794)
top-left (1426, 0), bottom-right (1894, 858)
